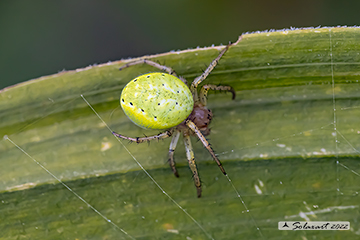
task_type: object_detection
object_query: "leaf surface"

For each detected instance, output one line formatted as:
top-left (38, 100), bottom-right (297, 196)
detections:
top-left (1, 27), bottom-right (360, 239)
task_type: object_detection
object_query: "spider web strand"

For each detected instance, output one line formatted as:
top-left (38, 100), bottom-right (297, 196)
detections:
top-left (225, 175), bottom-right (264, 238)
top-left (80, 94), bottom-right (215, 240)
top-left (4, 135), bottom-right (135, 240)
top-left (329, 29), bottom-right (340, 195)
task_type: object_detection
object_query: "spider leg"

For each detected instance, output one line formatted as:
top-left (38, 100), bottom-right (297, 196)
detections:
top-left (112, 129), bottom-right (173, 143)
top-left (168, 130), bottom-right (181, 177)
top-left (199, 84), bottom-right (236, 106)
top-left (190, 42), bottom-right (233, 99)
top-left (119, 59), bottom-right (178, 77)
top-left (186, 120), bottom-right (226, 175)
top-left (183, 131), bottom-right (202, 198)
top-left (178, 76), bottom-right (188, 85)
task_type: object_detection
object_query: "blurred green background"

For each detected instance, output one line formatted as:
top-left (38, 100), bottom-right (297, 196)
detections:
top-left (1, 0), bottom-right (359, 89)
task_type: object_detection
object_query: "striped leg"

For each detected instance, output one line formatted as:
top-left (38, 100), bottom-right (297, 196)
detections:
top-left (119, 59), bottom-right (178, 77)
top-left (186, 120), bottom-right (226, 175)
top-left (199, 84), bottom-right (236, 106)
top-left (168, 130), bottom-right (181, 177)
top-left (190, 42), bottom-right (233, 99)
top-left (183, 131), bottom-right (202, 197)
top-left (112, 130), bottom-right (173, 143)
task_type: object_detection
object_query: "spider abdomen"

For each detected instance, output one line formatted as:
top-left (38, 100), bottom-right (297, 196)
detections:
top-left (120, 72), bottom-right (194, 130)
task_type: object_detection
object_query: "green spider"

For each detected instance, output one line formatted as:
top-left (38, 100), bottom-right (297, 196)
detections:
top-left (113, 43), bottom-right (235, 197)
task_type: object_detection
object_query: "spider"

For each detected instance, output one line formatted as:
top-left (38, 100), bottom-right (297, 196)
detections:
top-left (113, 43), bottom-right (235, 197)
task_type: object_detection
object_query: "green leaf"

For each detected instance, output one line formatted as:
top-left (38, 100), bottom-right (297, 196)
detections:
top-left (1, 27), bottom-right (360, 239)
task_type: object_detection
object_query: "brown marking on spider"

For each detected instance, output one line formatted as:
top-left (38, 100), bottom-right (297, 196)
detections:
top-left (114, 42), bottom-right (236, 197)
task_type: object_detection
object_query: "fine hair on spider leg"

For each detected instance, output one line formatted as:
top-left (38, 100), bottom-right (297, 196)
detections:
top-left (185, 120), bottom-right (226, 176)
top-left (119, 59), bottom-right (178, 77)
top-left (112, 130), bottom-right (173, 144)
top-left (114, 42), bottom-right (235, 197)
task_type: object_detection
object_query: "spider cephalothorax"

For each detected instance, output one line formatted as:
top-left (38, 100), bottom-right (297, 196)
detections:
top-left (177, 103), bottom-right (213, 136)
top-left (113, 43), bottom-right (235, 197)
